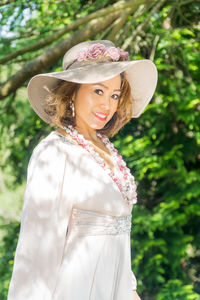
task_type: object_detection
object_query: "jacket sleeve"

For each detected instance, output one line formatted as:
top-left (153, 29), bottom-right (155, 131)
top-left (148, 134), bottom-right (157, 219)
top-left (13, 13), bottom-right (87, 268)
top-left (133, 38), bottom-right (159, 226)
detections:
top-left (7, 138), bottom-right (73, 300)
top-left (131, 270), bottom-right (137, 291)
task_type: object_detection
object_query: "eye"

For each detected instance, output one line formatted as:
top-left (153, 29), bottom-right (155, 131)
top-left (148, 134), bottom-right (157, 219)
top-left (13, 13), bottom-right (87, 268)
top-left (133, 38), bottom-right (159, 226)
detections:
top-left (94, 89), bottom-right (121, 100)
top-left (95, 89), bottom-right (103, 95)
top-left (112, 94), bottom-right (121, 100)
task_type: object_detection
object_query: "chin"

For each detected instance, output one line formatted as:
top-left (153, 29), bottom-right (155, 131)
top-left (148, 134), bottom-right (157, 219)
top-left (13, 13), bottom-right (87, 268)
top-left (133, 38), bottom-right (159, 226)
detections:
top-left (87, 121), bottom-right (106, 130)
top-left (91, 125), bottom-right (104, 130)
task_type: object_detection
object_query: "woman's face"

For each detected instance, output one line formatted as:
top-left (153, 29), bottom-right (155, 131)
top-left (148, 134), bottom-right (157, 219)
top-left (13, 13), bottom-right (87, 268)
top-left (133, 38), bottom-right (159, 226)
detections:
top-left (73, 74), bottom-right (121, 131)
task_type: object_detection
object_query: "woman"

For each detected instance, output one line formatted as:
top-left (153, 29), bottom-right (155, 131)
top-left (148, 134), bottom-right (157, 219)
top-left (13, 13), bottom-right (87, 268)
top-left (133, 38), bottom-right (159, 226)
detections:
top-left (7, 40), bottom-right (158, 300)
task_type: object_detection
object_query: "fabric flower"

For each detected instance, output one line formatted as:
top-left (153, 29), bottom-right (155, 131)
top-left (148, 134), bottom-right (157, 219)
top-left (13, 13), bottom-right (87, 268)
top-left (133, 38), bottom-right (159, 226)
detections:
top-left (77, 47), bottom-right (88, 61)
top-left (76, 44), bottom-right (130, 63)
top-left (87, 43), bottom-right (107, 59)
top-left (106, 47), bottom-right (120, 61)
top-left (117, 47), bottom-right (129, 61)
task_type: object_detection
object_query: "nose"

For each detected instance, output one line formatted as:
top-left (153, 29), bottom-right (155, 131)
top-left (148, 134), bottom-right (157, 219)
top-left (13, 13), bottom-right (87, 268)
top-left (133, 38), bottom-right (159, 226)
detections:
top-left (99, 95), bottom-right (110, 110)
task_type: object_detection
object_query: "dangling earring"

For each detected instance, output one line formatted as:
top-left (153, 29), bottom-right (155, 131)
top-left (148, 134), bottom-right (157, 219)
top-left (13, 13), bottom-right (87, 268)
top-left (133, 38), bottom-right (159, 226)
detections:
top-left (70, 99), bottom-right (75, 117)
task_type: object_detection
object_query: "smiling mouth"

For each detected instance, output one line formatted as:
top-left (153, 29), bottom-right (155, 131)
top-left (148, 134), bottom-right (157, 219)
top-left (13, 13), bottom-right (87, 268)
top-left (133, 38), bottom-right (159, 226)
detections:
top-left (93, 112), bottom-right (107, 121)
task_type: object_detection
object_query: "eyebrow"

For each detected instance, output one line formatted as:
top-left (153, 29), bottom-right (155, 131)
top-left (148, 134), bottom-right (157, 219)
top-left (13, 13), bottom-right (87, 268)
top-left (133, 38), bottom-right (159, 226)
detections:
top-left (92, 83), bottom-right (121, 92)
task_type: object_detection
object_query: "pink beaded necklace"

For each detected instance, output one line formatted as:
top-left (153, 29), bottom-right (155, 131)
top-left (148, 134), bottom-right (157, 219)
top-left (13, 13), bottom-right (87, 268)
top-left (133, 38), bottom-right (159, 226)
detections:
top-left (62, 125), bottom-right (137, 206)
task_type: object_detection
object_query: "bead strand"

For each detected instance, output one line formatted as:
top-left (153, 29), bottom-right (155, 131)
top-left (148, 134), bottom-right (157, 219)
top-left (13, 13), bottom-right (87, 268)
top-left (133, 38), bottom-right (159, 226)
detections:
top-left (62, 125), bottom-right (137, 206)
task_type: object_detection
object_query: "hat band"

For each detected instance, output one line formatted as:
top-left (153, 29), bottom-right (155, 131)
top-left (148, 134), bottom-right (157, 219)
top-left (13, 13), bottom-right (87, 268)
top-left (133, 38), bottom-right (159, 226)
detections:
top-left (65, 56), bottom-right (115, 71)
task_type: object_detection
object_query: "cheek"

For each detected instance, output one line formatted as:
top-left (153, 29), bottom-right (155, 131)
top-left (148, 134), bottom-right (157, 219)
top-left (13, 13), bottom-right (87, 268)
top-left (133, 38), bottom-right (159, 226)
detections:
top-left (75, 92), bottom-right (95, 114)
top-left (111, 101), bottom-right (119, 113)
top-left (84, 95), bottom-right (97, 108)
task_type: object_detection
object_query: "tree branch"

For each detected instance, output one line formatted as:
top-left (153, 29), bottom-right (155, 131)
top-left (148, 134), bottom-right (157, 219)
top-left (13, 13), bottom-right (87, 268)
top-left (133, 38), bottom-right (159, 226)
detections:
top-left (118, 1), bottom-right (156, 45)
top-left (149, 34), bottom-right (160, 61)
top-left (0, 0), bottom-right (139, 65)
top-left (0, 11), bottom-right (121, 100)
top-left (0, 0), bottom-right (16, 7)
top-left (106, 7), bottom-right (134, 41)
top-left (1, 29), bottom-right (58, 45)
top-left (122, 0), bottom-right (166, 50)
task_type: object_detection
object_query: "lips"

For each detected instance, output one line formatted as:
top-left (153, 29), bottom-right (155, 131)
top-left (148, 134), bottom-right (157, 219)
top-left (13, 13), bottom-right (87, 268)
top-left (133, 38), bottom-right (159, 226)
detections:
top-left (96, 111), bottom-right (108, 116)
top-left (93, 112), bottom-right (108, 121)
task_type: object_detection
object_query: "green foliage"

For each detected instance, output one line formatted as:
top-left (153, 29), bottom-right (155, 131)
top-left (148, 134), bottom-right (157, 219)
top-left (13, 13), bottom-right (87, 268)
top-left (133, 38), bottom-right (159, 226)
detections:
top-left (114, 17), bottom-right (200, 299)
top-left (157, 280), bottom-right (200, 300)
top-left (0, 218), bottom-right (20, 300)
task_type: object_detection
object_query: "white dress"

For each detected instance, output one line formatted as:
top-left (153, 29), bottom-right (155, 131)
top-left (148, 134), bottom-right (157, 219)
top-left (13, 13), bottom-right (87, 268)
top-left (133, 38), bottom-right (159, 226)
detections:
top-left (7, 130), bottom-right (138, 300)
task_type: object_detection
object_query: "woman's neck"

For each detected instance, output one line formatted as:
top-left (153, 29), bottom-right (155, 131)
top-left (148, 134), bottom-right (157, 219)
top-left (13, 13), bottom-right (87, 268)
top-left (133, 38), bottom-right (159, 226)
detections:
top-left (75, 125), bottom-right (99, 143)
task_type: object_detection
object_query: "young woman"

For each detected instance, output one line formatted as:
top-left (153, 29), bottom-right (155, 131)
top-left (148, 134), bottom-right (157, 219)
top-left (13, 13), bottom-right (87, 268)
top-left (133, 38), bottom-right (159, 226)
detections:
top-left (7, 40), bottom-right (158, 300)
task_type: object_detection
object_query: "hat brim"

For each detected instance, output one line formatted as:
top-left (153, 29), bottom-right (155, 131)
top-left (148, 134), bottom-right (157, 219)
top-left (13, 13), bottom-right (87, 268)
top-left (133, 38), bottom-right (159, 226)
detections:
top-left (27, 59), bottom-right (158, 124)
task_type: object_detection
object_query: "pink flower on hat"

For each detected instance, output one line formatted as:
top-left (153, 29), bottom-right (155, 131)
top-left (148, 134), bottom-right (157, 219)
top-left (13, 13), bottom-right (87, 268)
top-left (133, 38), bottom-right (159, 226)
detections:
top-left (77, 47), bottom-right (88, 61)
top-left (117, 47), bottom-right (129, 61)
top-left (87, 43), bottom-right (107, 59)
top-left (106, 47), bottom-right (120, 61)
top-left (76, 43), bottom-right (130, 62)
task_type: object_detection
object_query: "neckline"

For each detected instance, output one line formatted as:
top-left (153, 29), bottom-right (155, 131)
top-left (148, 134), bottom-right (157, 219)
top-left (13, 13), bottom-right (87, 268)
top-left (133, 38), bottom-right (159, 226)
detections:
top-left (53, 130), bottom-right (137, 206)
top-left (53, 130), bottom-right (118, 174)
top-left (53, 130), bottom-right (79, 145)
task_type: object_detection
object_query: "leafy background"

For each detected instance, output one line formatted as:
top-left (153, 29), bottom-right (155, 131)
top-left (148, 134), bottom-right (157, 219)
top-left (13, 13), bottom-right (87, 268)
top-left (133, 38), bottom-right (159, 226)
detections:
top-left (0, 0), bottom-right (200, 299)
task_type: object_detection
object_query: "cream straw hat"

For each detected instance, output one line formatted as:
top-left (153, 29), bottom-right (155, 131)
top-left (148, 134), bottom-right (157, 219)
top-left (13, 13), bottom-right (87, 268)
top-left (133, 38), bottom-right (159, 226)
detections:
top-left (27, 40), bottom-right (158, 124)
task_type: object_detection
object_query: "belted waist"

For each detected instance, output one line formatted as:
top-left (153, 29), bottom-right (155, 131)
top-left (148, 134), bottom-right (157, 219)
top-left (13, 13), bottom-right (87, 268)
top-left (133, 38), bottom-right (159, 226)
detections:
top-left (68, 208), bottom-right (132, 236)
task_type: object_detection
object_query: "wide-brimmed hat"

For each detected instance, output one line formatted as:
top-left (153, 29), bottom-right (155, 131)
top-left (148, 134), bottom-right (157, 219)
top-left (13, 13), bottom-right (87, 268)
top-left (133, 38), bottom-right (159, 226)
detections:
top-left (27, 39), bottom-right (158, 124)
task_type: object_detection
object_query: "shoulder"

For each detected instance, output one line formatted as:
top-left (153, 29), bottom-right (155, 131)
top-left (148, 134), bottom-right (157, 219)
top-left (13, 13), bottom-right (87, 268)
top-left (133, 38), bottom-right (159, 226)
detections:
top-left (30, 131), bottom-right (76, 159)
top-left (27, 131), bottom-right (75, 173)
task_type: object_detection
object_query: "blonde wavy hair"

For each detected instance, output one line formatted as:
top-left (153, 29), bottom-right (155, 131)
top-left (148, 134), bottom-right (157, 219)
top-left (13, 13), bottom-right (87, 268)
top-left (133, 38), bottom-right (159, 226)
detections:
top-left (44, 71), bottom-right (133, 138)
